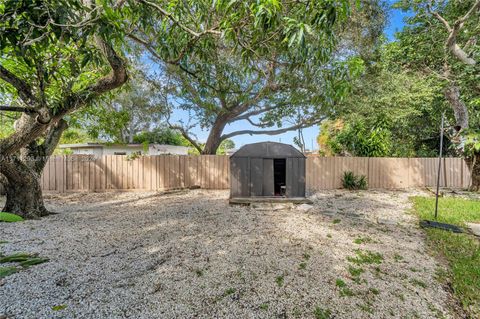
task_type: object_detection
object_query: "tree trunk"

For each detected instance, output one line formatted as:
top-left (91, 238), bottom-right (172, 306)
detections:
top-left (1, 165), bottom-right (49, 219)
top-left (0, 120), bottom-right (68, 218)
top-left (444, 84), bottom-right (468, 132)
top-left (202, 116), bottom-right (229, 155)
top-left (466, 152), bottom-right (480, 191)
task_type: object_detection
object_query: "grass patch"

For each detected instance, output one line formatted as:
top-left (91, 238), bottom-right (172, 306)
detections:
top-left (326, 234), bottom-right (332, 238)
top-left (303, 253), bottom-right (311, 260)
top-left (298, 262), bottom-right (307, 270)
top-left (313, 307), bottom-right (332, 319)
top-left (336, 279), bottom-right (355, 297)
top-left (275, 275), bottom-right (284, 287)
top-left (335, 278), bottom-right (346, 288)
top-left (332, 219), bottom-right (341, 224)
top-left (353, 236), bottom-right (373, 244)
top-left (0, 212), bottom-right (24, 223)
top-left (347, 249), bottom-right (383, 265)
top-left (357, 302), bottom-right (374, 314)
top-left (348, 265), bottom-right (364, 277)
top-left (412, 196), bottom-right (480, 317)
top-left (393, 253), bottom-right (404, 262)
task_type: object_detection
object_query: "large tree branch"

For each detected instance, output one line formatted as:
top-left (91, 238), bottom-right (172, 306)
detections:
top-left (230, 104), bottom-right (286, 122)
top-left (168, 124), bottom-right (202, 153)
top-left (429, 1), bottom-right (479, 65)
top-left (21, 119), bottom-right (69, 172)
top-left (0, 64), bottom-right (38, 107)
top-left (1, 37), bottom-right (127, 156)
top-left (85, 37), bottom-right (128, 95)
top-left (0, 105), bottom-right (38, 114)
top-left (221, 118), bottom-right (324, 140)
top-left (42, 119), bottom-right (69, 158)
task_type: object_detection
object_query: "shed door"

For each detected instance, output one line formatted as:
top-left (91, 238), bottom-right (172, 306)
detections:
top-left (250, 158), bottom-right (263, 196)
top-left (262, 158), bottom-right (274, 196)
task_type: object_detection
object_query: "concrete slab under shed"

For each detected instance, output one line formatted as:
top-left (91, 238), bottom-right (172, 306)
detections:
top-left (229, 197), bottom-right (312, 205)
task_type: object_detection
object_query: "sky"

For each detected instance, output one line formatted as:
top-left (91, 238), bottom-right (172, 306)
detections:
top-left (170, 2), bottom-right (411, 151)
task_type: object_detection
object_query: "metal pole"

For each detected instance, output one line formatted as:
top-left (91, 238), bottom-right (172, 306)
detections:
top-left (434, 113), bottom-right (445, 219)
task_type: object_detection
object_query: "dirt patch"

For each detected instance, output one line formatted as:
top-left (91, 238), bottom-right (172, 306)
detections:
top-left (0, 190), bottom-right (455, 318)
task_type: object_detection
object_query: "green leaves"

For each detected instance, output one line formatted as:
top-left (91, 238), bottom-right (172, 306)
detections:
top-left (0, 212), bottom-right (24, 223)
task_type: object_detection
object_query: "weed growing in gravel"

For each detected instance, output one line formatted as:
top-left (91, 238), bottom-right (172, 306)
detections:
top-left (369, 287), bottom-right (380, 295)
top-left (353, 236), bottom-right (373, 244)
top-left (313, 307), bottom-right (332, 319)
top-left (348, 266), bottom-right (364, 277)
top-left (195, 269), bottom-right (203, 277)
top-left (394, 253), bottom-right (404, 262)
top-left (333, 219), bottom-right (341, 224)
top-left (336, 279), bottom-right (355, 297)
top-left (223, 288), bottom-right (236, 296)
top-left (299, 262), bottom-right (307, 270)
top-left (395, 292), bottom-right (405, 302)
top-left (340, 287), bottom-right (355, 297)
top-left (259, 303), bottom-right (269, 310)
top-left (347, 249), bottom-right (383, 265)
top-left (326, 234), bottom-right (332, 238)
top-left (303, 253), bottom-right (311, 260)
top-left (52, 305), bottom-right (67, 311)
top-left (357, 302), bottom-right (374, 314)
top-left (336, 279), bottom-right (346, 288)
top-left (410, 279), bottom-right (427, 288)
top-left (275, 275), bottom-right (284, 287)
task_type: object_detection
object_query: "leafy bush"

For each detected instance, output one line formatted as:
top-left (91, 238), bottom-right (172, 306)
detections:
top-left (0, 212), bottom-right (24, 222)
top-left (341, 171), bottom-right (368, 190)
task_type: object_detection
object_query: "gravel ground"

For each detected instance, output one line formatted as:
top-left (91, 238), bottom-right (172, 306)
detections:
top-left (0, 190), bottom-right (456, 319)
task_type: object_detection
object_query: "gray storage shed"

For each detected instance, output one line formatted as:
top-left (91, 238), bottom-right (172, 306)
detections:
top-left (230, 142), bottom-right (306, 198)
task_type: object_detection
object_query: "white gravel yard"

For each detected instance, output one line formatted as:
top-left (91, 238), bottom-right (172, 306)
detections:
top-left (0, 190), bottom-right (456, 319)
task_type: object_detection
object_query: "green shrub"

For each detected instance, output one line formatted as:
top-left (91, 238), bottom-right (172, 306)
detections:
top-left (0, 212), bottom-right (24, 222)
top-left (341, 171), bottom-right (368, 190)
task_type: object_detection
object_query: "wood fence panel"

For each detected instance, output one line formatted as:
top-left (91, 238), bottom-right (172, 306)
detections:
top-left (35, 155), bottom-right (470, 193)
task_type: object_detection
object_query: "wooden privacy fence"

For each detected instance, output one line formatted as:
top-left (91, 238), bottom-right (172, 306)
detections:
top-left (306, 156), bottom-right (470, 190)
top-left (40, 155), bottom-right (230, 193)
top-left (38, 155), bottom-right (471, 193)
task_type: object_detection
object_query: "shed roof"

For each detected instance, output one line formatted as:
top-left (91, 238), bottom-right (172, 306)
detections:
top-left (231, 142), bottom-right (305, 158)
